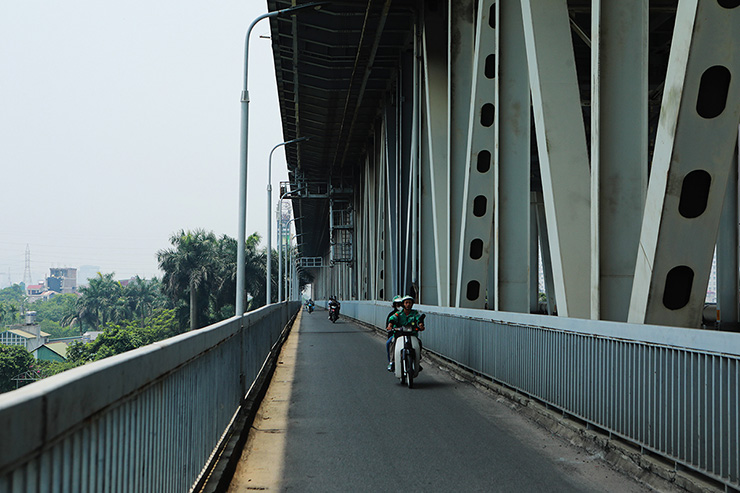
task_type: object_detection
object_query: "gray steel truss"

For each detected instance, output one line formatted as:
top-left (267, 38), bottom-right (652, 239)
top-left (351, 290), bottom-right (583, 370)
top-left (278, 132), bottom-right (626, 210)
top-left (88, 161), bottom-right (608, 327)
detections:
top-left (292, 0), bottom-right (740, 330)
top-left (591, 0), bottom-right (648, 322)
top-left (455, 0), bottom-right (496, 309)
top-left (520, 0), bottom-right (591, 319)
top-left (629, 0), bottom-right (740, 327)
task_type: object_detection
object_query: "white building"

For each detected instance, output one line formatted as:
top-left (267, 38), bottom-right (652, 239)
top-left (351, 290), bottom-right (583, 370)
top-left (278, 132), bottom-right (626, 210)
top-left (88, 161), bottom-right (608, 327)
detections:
top-left (0, 326), bottom-right (50, 353)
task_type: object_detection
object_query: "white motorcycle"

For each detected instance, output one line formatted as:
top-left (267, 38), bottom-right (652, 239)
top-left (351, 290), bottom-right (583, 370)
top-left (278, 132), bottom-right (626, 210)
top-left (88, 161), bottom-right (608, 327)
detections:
top-left (392, 314), bottom-right (425, 388)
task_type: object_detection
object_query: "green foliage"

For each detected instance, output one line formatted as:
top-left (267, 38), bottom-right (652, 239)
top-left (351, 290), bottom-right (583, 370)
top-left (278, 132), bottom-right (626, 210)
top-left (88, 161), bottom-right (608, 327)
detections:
top-left (0, 344), bottom-right (36, 393)
top-left (157, 230), bottom-right (268, 331)
top-left (0, 284), bottom-right (25, 304)
top-left (59, 275), bottom-right (169, 334)
top-left (36, 359), bottom-right (84, 378)
top-left (66, 308), bottom-right (180, 364)
top-left (0, 285), bottom-right (25, 326)
top-left (31, 293), bottom-right (79, 337)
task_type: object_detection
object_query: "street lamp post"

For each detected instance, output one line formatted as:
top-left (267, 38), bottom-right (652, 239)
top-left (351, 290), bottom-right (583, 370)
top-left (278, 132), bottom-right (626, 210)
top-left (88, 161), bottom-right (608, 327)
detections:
top-left (288, 235), bottom-right (304, 300)
top-left (277, 194), bottom-right (304, 302)
top-left (236, 3), bottom-right (325, 316)
top-left (266, 138), bottom-right (307, 306)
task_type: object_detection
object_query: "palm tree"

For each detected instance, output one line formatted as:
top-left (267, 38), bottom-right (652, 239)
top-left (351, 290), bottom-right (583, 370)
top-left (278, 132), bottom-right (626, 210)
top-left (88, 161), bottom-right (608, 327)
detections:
top-left (60, 302), bottom-right (97, 335)
top-left (124, 276), bottom-right (163, 327)
top-left (158, 229), bottom-right (218, 331)
top-left (78, 273), bottom-right (124, 329)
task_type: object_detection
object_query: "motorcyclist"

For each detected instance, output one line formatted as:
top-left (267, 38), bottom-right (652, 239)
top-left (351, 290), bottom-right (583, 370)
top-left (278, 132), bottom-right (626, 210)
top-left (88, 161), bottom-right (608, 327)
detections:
top-left (328, 296), bottom-right (341, 320)
top-left (385, 296), bottom-right (403, 371)
top-left (307, 298), bottom-right (314, 312)
top-left (386, 295), bottom-right (425, 371)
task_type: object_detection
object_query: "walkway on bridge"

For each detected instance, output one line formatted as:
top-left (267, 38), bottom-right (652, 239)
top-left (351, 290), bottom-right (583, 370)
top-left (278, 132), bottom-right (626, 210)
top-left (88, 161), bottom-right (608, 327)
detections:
top-left (228, 310), bottom-right (658, 492)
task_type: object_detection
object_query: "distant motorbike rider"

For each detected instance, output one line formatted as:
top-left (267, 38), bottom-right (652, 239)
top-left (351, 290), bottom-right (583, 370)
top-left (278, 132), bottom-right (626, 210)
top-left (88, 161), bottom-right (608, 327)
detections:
top-left (385, 296), bottom-right (403, 371)
top-left (386, 295), bottom-right (425, 371)
top-left (328, 296), bottom-right (341, 320)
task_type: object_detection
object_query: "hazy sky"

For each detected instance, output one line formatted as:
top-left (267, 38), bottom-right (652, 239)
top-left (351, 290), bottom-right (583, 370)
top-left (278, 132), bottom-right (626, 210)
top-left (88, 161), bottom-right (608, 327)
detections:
top-left (0, 1), bottom-right (290, 285)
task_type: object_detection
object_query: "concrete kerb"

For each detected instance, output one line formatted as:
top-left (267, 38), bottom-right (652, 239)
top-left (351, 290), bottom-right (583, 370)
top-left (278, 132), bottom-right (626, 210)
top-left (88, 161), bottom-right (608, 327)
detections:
top-left (349, 316), bottom-right (727, 493)
top-left (193, 308), bottom-right (300, 493)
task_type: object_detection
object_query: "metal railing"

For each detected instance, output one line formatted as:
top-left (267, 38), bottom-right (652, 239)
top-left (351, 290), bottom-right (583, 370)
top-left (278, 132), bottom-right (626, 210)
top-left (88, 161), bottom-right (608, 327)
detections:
top-left (0, 302), bottom-right (300, 492)
top-left (341, 301), bottom-right (740, 489)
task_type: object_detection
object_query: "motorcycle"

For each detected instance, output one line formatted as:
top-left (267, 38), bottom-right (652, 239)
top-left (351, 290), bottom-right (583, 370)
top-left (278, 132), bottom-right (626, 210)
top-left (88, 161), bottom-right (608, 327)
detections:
top-left (392, 314), bottom-right (425, 389)
top-left (328, 305), bottom-right (339, 322)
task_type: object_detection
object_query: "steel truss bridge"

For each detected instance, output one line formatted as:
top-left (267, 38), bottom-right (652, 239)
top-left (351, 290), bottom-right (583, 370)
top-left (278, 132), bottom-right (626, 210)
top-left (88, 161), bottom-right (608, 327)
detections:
top-left (2, 1), bottom-right (740, 491)
top-left (271, 0), bottom-right (740, 329)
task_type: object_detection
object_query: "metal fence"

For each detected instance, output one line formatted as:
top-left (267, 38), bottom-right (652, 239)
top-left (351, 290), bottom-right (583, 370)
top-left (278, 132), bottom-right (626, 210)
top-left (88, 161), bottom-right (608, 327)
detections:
top-left (341, 301), bottom-right (740, 489)
top-left (0, 302), bottom-right (299, 493)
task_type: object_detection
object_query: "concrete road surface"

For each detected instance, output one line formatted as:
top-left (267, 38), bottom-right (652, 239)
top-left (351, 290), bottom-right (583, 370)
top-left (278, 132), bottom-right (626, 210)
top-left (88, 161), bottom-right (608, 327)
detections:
top-left (229, 310), bottom-right (666, 492)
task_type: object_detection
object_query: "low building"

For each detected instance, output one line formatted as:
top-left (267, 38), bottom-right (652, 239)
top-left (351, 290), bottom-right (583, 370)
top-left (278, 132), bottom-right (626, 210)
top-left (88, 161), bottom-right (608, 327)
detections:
top-left (0, 326), bottom-right (50, 353)
top-left (26, 284), bottom-right (44, 296)
top-left (26, 288), bottom-right (57, 303)
top-left (33, 342), bottom-right (68, 362)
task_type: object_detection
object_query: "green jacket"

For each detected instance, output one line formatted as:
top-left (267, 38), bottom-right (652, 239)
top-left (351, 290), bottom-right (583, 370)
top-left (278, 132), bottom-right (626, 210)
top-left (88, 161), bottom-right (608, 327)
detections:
top-left (387, 309), bottom-right (423, 329)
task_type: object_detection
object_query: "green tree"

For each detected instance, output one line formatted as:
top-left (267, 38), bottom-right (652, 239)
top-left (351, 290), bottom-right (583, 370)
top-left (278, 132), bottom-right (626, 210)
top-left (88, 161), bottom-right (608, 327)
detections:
top-left (124, 276), bottom-right (166, 328)
top-left (0, 285), bottom-right (25, 326)
top-left (66, 308), bottom-right (180, 364)
top-left (158, 229), bottom-right (218, 331)
top-left (212, 233), bottom-right (266, 316)
top-left (0, 284), bottom-right (25, 304)
top-left (0, 344), bottom-right (35, 393)
top-left (77, 273), bottom-right (126, 329)
top-left (31, 294), bottom-right (79, 338)
top-left (60, 300), bottom-right (97, 335)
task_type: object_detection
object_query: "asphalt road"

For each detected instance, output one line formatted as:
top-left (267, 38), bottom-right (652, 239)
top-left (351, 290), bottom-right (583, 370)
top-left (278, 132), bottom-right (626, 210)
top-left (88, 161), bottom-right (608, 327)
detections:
top-left (235, 310), bottom-right (658, 492)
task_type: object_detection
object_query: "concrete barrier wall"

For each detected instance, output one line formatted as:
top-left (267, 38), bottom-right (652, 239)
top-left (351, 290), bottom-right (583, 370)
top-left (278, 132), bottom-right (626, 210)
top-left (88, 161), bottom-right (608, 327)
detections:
top-left (0, 302), bottom-right (300, 492)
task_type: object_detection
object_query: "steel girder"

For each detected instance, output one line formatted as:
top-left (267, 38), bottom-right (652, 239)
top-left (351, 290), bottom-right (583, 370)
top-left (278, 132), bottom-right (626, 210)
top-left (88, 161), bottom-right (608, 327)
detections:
top-left (629, 0), bottom-right (740, 327)
top-left (455, 0), bottom-right (496, 309)
top-left (521, 0), bottom-right (592, 318)
top-left (591, 0), bottom-right (648, 322)
top-left (496, 0), bottom-right (531, 312)
top-left (420, 2), bottom-right (449, 306)
top-left (275, 1), bottom-right (740, 329)
top-left (447, 0), bottom-right (476, 307)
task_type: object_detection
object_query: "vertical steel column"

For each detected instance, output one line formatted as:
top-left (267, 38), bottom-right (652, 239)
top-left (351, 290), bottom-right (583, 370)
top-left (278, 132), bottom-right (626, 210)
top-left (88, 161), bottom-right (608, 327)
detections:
top-left (384, 102), bottom-right (400, 297)
top-left (359, 168), bottom-right (369, 299)
top-left (420, 1), bottom-right (448, 305)
top-left (520, 0), bottom-right (591, 318)
top-left (448, 0), bottom-right (475, 306)
top-left (410, 20), bottom-right (422, 299)
top-left (368, 136), bottom-right (379, 300)
top-left (377, 124), bottom-right (389, 299)
top-left (496, 0), bottom-right (531, 312)
top-left (717, 142), bottom-right (739, 327)
top-left (629, 1), bottom-right (740, 327)
top-left (591, 0), bottom-right (648, 321)
top-left (455, 0), bottom-right (496, 309)
top-left (400, 49), bottom-right (415, 295)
